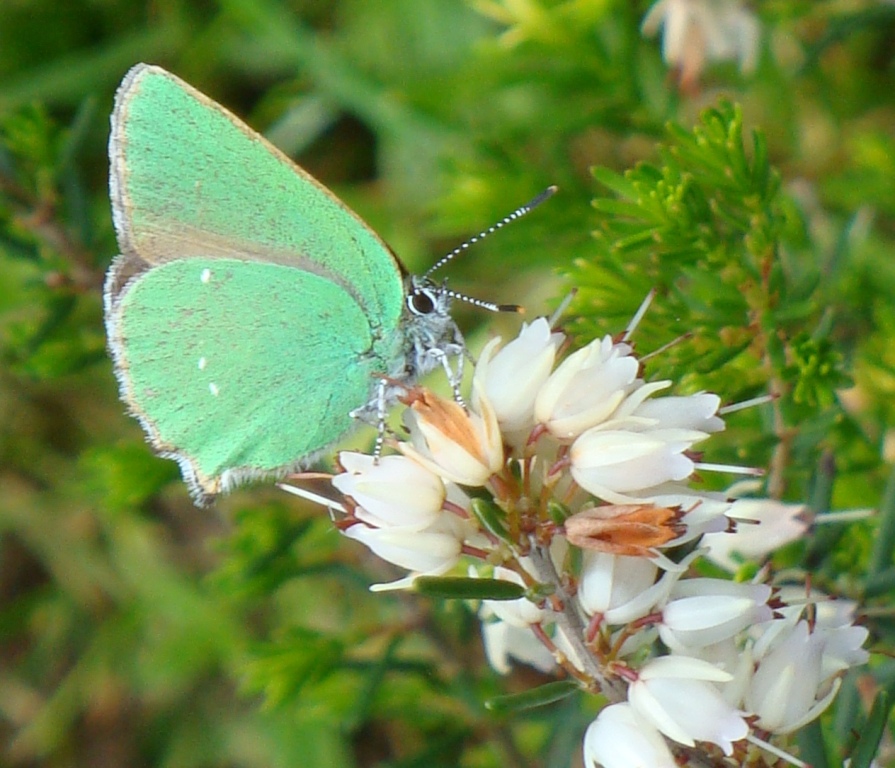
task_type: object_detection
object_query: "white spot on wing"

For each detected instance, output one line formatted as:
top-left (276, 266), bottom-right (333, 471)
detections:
top-left (201, 268), bottom-right (212, 283)
top-left (209, 382), bottom-right (219, 396)
top-left (198, 357), bottom-right (207, 370)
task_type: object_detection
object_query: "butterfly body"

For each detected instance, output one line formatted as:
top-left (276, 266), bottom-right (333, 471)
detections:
top-left (105, 64), bottom-right (460, 504)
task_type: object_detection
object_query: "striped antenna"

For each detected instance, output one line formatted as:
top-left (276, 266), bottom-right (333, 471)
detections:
top-left (442, 288), bottom-right (523, 314)
top-left (423, 185), bottom-right (558, 280)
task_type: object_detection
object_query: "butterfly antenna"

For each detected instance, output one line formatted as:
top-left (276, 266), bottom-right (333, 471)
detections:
top-left (442, 288), bottom-right (522, 314)
top-left (423, 185), bottom-right (558, 281)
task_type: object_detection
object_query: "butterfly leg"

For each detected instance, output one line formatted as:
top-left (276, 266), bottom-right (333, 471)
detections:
top-left (348, 377), bottom-right (392, 462)
top-left (426, 339), bottom-right (466, 409)
top-left (373, 377), bottom-right (389, 461)
top-left (449, 324), bottom-right (469, 408)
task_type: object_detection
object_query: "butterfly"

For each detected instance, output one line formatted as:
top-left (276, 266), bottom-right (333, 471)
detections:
top-left (104, 64), bottom-right (549, 505)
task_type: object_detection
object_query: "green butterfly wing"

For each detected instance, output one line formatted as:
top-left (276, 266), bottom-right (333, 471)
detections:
top-left (105, 64), bottom-right (406, 503)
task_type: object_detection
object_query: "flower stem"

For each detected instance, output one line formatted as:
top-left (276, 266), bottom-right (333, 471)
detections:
top-left (525, 542), bottom-right (626, 699)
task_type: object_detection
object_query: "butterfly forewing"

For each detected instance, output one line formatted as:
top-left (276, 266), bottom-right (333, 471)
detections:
top-left (110, 65), bottom-right (404, 325)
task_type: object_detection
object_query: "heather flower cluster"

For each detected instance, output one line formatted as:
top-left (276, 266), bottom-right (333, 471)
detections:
top-left (641, 0), bottom-right (760, 90)
top-left (302, 317), bottom-right (868, 768)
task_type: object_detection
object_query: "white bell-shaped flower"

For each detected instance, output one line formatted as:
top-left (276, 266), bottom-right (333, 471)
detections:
top-left (343, 512), bottom-right (467, 591)
top-left (659, 578), bottom-right (773, 651)
top-left (641, 0), bottom-right (760, 86)
top-left (746, 619), bottom-right (837, 734)
top-left (754, 590), bottom-right (869, 685)
top-left (534, 335), bottom-right (639, 439)
top-left (627, 392), bottom-right (724, 433)
top-left (583, 703), bottom-right (676, 768)
top-left (703, 498), bottom-right (808, 571)
top-left (333, 452), bottom-right (445, 530)
top-left (570, 428), bottom-right (702, 502)
top-left (629, 655), bottom-right (749, 755)
top-left (474, 318), bottom-right (563, 434)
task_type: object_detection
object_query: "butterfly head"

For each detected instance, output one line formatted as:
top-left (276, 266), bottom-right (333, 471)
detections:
top-left (401, 275), bottom-right (461, 380)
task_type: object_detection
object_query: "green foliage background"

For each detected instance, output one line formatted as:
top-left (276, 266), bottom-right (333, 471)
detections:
top-left (1, 1), bottom-right (895, 766)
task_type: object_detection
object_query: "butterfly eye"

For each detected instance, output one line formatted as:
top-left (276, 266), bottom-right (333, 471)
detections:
top-left (408, 289), bottom-right (436, 316)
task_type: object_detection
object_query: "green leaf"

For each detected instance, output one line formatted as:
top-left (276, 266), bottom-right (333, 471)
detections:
top-left (485, 680), bottom-right (579, 713)
top-left (846, 690), bottom-right (890, 768)
top-left (470, 497), bottom-right (512, 542)
top-left (242, 630), bottom-right (345, 709)
top-left (413, 576), bottom-right (526, 601)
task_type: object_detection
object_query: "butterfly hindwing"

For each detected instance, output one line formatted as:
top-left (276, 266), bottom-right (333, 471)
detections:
top-left (107, 255), bottom-right (399, 501)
